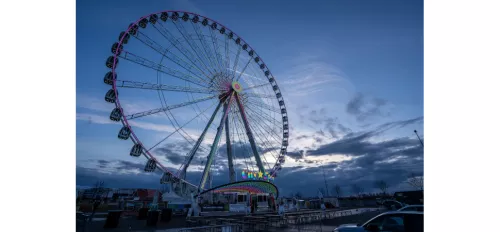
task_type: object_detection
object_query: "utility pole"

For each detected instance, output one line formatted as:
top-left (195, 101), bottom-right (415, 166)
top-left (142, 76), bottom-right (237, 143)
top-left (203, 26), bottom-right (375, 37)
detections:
top-left (322, 166), bottom-right (329, 197)
top-left (414, 130), bottom-right (423, 147)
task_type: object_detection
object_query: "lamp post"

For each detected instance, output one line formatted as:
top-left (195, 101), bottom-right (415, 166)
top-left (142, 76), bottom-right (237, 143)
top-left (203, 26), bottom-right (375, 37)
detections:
top-left (322, 166), bottom-right (329, 197)
top-left (414, 130), bottom-right (423, 147)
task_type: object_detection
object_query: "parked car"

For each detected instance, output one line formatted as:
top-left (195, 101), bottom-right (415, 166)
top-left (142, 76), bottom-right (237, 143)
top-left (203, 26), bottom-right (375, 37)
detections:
top-left (333, 211), bottom-right (423, 232)
top-left (398, 205), bottom-right (423, 212)
top-left (382, 200), bottom-right (405, 210)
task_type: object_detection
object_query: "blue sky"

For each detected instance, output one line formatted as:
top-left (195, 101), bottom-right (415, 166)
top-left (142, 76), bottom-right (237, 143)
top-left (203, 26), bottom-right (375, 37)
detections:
top-left (76, 0), bottom-right (423, 196)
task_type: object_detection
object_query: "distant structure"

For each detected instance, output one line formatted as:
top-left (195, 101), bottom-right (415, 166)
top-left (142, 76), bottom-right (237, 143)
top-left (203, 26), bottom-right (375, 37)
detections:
top-left (414, 130), bottom-right (423, 147)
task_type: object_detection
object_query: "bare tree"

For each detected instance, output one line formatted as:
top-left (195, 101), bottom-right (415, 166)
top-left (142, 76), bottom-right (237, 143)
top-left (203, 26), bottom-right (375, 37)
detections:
top-left (333, 184), bottom-right (342, 197)
top-left (374, 180), bottom-right (389, 194)
top-left (406, 173), bottom-right (424, 190)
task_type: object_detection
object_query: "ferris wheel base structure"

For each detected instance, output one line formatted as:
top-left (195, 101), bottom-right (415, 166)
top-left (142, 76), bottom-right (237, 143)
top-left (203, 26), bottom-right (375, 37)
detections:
top-left (102, 10), bottom-right (289, 198)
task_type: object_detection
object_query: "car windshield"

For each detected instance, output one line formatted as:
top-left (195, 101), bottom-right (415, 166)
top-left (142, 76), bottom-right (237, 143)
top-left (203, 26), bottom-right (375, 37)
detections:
top-left (364, 214), bottom-right (405, 231)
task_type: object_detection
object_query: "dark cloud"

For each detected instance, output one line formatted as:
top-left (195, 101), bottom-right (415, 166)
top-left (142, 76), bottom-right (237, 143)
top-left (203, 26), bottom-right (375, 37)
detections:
top-left (97, 160), bottom-right (110, 168)
top-left (324, 117), bottom-right (339, 138)
top-left (78, 117), bottom-right (423, 197)
top-left (337, 123), bottom-right (352, 134)
top-left (316, 130), bottom-right (326, 137)
top-left (217, 142), bottom-right (270, 161)
top-left (268, 117), bottom-right (424, 196)
top-left (286, 150), bottom-right (305, 160)
top-left (155, 142), bottom-right (193, 165)
top-left (296, 135), bottom-right (310, 140)
top-left (346, 93), bottom-right (389, 122)
top-left (115, 160), bottom-right (145, 171)
top-left (308, 130), bottom-right (421, 157)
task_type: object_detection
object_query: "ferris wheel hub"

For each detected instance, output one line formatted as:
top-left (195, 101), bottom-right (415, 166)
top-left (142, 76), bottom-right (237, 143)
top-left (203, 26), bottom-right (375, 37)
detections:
top-left (231, 81), bottom-right (243, 93)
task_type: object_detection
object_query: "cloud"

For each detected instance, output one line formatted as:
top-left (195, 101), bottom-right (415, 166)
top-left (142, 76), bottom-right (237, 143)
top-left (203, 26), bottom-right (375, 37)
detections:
top-left (308, 117), bottom-right (423, 157)
top-left (286, 150), bottom-right (305, 160)
top-left (346, 93), bottom-right (390, 122)
top-left (77, 116), bottom-right (424, 197)
top-left (280, 61), bottom-right (353, 98)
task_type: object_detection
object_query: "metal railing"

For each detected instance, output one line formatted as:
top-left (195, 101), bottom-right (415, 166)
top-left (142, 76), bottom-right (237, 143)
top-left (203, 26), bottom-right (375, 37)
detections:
top-left (176, 224), bottom-right (243, 232)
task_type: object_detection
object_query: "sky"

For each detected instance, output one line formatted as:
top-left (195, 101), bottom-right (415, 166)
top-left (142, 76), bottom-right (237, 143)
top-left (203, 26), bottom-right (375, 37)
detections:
top-left (76, 0), bottom-right (423, 197)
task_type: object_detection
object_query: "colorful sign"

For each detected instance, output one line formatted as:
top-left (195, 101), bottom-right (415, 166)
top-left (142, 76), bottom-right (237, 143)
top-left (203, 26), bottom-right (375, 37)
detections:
top-left (241, 169), bottom-right (274, 181)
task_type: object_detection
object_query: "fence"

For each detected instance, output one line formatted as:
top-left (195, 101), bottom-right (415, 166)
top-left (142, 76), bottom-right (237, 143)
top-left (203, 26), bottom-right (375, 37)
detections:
top-left (174, 224), bottom-right (243, 232)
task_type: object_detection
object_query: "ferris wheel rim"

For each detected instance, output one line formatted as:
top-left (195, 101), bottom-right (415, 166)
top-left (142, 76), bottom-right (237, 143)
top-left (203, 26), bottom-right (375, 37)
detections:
top-left (109, 10), bottom-right (289, 190)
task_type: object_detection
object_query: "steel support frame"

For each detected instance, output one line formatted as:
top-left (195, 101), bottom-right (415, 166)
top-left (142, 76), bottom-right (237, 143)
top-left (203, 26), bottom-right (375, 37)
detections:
top-left (199, 92), bottom-right (235, 191)
top-left (178, 101), bottom-right (224, 179)
top-left (234, 93), bottom-right (266, 173)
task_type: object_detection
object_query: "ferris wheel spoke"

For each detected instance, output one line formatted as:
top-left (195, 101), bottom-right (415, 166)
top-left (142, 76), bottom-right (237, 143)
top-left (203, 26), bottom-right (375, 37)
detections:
top-left (191, 22), bottom-right (223, 75)
top-left (133, 31), bottom-right (212, 82)
top-left (245, 99), bottom-right (282, 115)
top-left (115, 80), bottom-right (218, 94)
top-left (246, 82), bottom-right (271, 90)
top-left (234, 94), bottom-right (266, 173)
top-left (188, 21), bottom-right (220, 74)
top-left (199, 93), bottom-right (235, 191)
top-left (224, 33), bottom-right (231, 77)
top-left (233, 110), bottom-right (271, 172)
top-left (245, 108), bottom-right (283, 144)
top-left (243, 92), bottom-right (277, 99)
top-left (153, 21), bottom-right (217, 78)
top-left (241, 112), bottom-right (276, 170)
top-left (146, 100), bottom-right (218, 152)
top-left (119, 51), bottom-right (215, 89)
top-left (125, 95), bottom-right (218, 120)
top-left (245, 103), bottom-right (283, 130)
top-left (230, 109), bottom-right (252, 171)
top-left (208, 27), bottom-right (227, 76)
top-left (177, 101), bottom-right (224, 179)
top-left (169, 20), bottom-right (219, 78)
top-left (231, 46), bottom-right (242, 80)
top-left (246, 110), bottom-right (284, 148)
top-left (235, 57), bottom-right (253, 82)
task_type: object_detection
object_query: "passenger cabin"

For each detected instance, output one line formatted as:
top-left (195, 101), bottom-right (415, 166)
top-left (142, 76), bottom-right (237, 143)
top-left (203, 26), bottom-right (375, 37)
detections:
top-left (104, 72), bottom-right (116, 85)
top-left (106, 56), bottom-right (118, 69)
top-left (160, 172), bottom-right (172, 184)
top-left (149, 14), bottom-right (158, 24)
top-left (182, 13), bottom-right (189, 21)
top-left (128, 23), bottom-right (138, 35)
top-left (144, 159), bottom-right (156, 172)
top-left (138, 18), bottom-right (148, 28)
top-left (119, 32), bottom-right (130, 44)
top-left (130, 144), bottom-right (142, 157)
top-left (118, 126), bottom-right (131, 140)
top-left (111, 43), bottom-right (123, 56)
top-left (160, 12), bottom-right (169, 22)
top-left (105, 89), bottom-right (116, 103)
top-left (109, 108), bottom-right (122, 121)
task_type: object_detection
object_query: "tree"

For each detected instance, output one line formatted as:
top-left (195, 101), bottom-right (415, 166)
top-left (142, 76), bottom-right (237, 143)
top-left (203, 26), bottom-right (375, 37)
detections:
top-left (374, 180), bottom-right (389, 194)
top-left (294, 192), bottom-right (303, 199)
top-left (407, 173), bottom-right (424, 190)
top-left (333, 184), bottom-right (342, 197)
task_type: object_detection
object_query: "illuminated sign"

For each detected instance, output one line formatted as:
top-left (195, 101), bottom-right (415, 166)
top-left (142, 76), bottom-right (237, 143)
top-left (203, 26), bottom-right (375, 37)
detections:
top-left (241, 169), bottom-right (274, 181)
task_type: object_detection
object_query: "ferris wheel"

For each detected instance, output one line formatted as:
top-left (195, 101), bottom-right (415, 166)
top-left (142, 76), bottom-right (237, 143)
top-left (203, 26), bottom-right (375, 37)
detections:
top-left (103, 11), bottom-right (288, 195)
